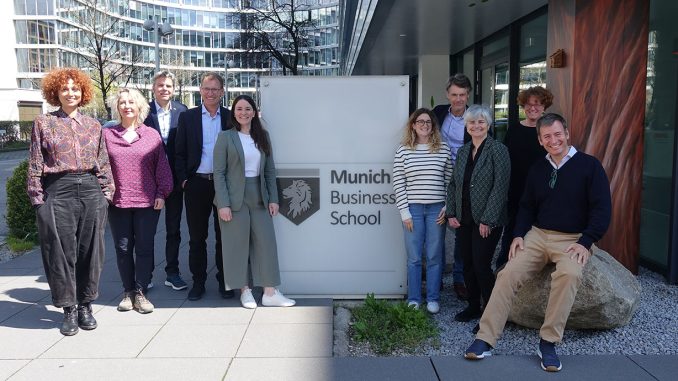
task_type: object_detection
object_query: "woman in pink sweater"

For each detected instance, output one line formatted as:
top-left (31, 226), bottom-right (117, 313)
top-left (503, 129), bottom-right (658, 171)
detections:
top-left (103, 88), bottom-right (172, 314)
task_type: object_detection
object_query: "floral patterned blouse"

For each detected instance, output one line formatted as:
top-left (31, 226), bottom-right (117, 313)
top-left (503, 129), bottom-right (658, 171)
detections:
top-left (27, 109), bottom-right (115, 206)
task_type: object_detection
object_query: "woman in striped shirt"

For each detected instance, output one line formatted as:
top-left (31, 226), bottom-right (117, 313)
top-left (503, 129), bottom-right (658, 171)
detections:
top-left (393, 108), bottom-right (452, 313)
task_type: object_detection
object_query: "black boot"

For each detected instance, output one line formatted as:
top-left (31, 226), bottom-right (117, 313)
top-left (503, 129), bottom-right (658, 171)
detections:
top-left (77, 302), bottom-right (98, 330)
top-left (61, 306), bottom-right (79, 336)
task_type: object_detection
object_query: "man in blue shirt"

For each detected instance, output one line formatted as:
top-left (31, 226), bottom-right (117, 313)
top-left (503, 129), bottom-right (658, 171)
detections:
top-left (464, 113), bottom-right (612, 372)
top-left (433, 74), bottom-right (473, 304)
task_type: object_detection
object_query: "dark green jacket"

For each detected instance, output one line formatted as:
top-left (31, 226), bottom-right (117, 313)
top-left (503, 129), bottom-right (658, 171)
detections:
top-left (445, 136), bottom-right (510, 227)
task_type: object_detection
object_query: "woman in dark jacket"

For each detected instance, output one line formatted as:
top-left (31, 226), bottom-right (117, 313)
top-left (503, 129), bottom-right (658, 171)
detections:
top-left (446, 104), bottom-right (510, 323)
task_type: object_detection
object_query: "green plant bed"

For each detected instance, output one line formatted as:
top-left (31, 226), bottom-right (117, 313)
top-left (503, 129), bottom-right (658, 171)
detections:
top-left (6, 236), bottom-right (37, 252)
top-left (0, 141), bottom-right (30, 151)
top-left (351, 294), bottom-right (439, 354)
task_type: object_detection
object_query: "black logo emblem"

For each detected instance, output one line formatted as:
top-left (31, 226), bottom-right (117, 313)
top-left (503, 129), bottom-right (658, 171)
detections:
top-left (277, 169), bottom-right (320, 225)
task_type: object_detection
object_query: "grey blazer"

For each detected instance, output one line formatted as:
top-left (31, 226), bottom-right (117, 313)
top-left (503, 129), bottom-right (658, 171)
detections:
top-left (213, 128), bottom-right (279, 211)
top-left (445, 136), bottom-right (510, 227)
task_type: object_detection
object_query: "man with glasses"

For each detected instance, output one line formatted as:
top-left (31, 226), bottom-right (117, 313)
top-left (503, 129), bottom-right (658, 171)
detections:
top-left (464, 113), bottom-right (611, 373)
top-left (433, 73), bottom-right (473, 303)
top-left (144, 71), bottom-right (189, 292)
top-left (175, 72), bottom-right (234, 301)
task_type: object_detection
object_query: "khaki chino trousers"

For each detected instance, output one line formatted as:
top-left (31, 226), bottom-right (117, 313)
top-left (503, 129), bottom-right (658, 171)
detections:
top-left (219, 177), bottom-right (281, 291)
top-left (477, 227), bottom-right (584, 346)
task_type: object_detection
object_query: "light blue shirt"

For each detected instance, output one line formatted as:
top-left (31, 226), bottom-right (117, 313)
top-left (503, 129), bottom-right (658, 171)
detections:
top-left (196, 105), bottom-right (222, 174)
top-left (440, 108), bottom-right (466, 164)
top-left (154, 100), bottom-right (171, 144)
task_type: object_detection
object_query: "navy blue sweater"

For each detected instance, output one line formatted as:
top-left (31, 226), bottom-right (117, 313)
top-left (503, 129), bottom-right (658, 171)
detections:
top-left (514, 151), bottom-right (612, 249)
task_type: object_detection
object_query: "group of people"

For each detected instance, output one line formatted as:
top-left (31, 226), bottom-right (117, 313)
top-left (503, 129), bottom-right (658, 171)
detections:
top-left (28, 67), bottom-right (295, 337)
top-left (27, 66), bottom-right (611, 372)
top-left (394, 74), bottom-right (611, 372)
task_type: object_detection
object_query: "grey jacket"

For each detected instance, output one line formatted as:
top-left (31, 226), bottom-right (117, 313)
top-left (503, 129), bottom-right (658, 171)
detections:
top-left (445, 136), bottom-right (510, 227)
top-left (213, 128), bottom-right (279, 211)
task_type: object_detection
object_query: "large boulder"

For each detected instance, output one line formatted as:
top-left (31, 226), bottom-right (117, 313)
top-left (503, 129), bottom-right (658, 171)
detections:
top-left (508, 246), bottom-right (640, 330)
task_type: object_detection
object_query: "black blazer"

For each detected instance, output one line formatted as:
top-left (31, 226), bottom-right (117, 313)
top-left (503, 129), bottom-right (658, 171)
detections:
top-left (143, 100), bottom-right (188, 181)
top-left (174, 105), bottom-right (231, 185)
top-left (432, 104), bottom-right (472, 144)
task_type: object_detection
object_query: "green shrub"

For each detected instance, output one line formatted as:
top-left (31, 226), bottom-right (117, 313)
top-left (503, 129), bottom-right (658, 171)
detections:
top-left (6, 236), bottom-right (35, 252)
top-left (5, 159), bottom-right (37, 243)
top-left (351, 293), bottom-right (439, 354)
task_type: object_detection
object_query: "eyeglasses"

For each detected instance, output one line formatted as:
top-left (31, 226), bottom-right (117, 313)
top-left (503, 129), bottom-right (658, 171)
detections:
top-left (525, 103), bottom-right (544, 110)
top-left (414, 120), bottom-right (432, 126)
top-left (549, 168), bottom-right (558, 189)
top-left (201, 87), bottom-right (223, 93)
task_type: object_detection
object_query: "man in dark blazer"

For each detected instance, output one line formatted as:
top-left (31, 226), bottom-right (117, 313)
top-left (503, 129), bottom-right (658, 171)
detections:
top-left (175, 72), bottom-right (234, 301)
top-left (144, 71), bottom-right (189, 292)
top-left (432, 73), bottom-right (474, 302)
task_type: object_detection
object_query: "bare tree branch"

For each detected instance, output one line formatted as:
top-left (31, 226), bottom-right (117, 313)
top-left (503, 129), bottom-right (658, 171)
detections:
top-left (58, 0), bottom-right (145, 119)
top-left (242, 0), bottom-right (318, 75)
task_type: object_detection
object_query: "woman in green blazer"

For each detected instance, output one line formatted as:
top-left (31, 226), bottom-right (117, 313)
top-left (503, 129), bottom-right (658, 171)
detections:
top-left (446, 104), bottom-right (510, 323)
top-left (213, 95), bottom-right (295, 309)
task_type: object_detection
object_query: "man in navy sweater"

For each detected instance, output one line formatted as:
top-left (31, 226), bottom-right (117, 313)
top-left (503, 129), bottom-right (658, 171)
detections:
top-left (464, 113), bottom-right (612, 372)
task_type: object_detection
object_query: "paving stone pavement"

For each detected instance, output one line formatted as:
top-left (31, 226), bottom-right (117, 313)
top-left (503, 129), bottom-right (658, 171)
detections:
top-left (0, 152), bottom-right (676, 380)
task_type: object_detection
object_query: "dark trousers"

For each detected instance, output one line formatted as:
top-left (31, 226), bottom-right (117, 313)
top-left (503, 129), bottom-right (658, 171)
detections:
top-left (184, 176), bottom-right (223, 285)
top-left (164, 188), bottom-right (183, 276)
top-left (497, 200), bottom-right (520, 270)
top-left (497, 219), bottom-right (514, 270)
top-left (36, 173), bottom-right (107, 308)
top-left (457, 223), bottom-right (502, 310)
top-left (108, 206), bottom-right (160, 292)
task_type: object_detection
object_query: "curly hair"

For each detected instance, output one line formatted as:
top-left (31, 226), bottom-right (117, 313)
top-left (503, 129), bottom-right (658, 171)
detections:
top-left (106, 88), bottom-right (150, 126)
top-left (401, 108), bottom-right (443, 153)
top-left (41, 68), bottom-right (94, 107)
top-left (516, 86), bottom-right (553, 109)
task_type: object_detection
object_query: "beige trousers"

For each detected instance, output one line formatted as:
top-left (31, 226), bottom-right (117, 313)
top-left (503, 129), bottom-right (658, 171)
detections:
top-left (476, 227), bottom-right (584, 346)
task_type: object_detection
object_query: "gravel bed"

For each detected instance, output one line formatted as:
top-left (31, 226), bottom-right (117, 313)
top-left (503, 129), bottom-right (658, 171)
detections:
top-left (342, 267), bottom-right (678, 357)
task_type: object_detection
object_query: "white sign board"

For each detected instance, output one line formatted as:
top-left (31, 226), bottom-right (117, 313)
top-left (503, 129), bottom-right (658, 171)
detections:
top-left (260, 76), bottom-right (410, 298)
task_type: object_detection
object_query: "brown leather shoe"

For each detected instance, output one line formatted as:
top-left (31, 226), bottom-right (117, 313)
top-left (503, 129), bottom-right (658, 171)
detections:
top-left (453, 282), bottom-right (469, 301)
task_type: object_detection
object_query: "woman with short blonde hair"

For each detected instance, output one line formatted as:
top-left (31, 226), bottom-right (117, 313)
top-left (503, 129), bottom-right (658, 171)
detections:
top-left (103, 88), bottom-right (172, 314)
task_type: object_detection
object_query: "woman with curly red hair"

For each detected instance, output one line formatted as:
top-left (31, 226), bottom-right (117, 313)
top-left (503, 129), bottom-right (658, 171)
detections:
top-left (28, 67), bottom-right (114, 336)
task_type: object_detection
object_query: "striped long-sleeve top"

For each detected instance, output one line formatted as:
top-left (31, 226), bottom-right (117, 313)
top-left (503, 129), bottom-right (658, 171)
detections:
top-left (393, 142), bottom-right (453, 221)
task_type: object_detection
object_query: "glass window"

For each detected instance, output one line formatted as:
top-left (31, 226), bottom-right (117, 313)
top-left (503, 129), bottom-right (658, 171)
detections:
top-left (518, 13), bottom-right (548, 96)
top-left (640, 1), bottom-right (678, 272)
top-left (15, 21), bottom-right (28, 44)
top-left (14, 0), bottom-right (26, 14)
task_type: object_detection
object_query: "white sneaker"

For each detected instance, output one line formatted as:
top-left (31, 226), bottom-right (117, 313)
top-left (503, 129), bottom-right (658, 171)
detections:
top-left (117, 292), bottom-right (133, 312)
top-left (407, 301), bottom-right (420, 309)
top-left (427, 301), bottom-right (440, 314)
top-left (261, 289), bottom-right (296, 307)
top-left (240, 288), bottom-right (257, 309)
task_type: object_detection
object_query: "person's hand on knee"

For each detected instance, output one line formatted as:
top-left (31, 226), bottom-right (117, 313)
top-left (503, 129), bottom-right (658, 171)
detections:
top-left (566, 243), bottom-right (590, 265)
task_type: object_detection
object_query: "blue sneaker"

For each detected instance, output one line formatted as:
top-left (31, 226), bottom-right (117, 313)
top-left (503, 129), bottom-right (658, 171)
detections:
top-left (538, 339), bottom-right (562, 372)
top-left (464, 339), bottom-right (492, 360)
top-left (164, 274), bottom-right (188, 291)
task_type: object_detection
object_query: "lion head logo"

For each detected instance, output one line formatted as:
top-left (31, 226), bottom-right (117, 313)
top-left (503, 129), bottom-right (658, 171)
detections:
top-left (282, 179), bottom-right (312, 218)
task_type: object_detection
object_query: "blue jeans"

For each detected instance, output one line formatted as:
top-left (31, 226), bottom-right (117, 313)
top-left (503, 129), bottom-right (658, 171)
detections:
top-left (403, 202), bottom-right (445, 303)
